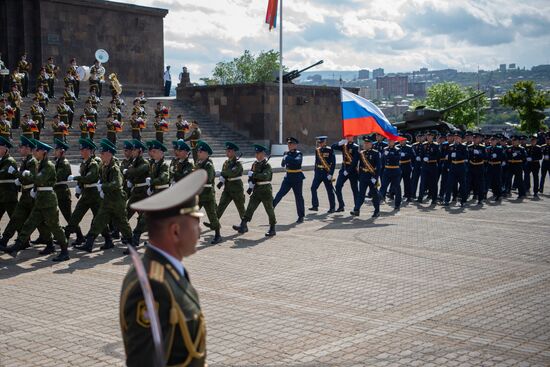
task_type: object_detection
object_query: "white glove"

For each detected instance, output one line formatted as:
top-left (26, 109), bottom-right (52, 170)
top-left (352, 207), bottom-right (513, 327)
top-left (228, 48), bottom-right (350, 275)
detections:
top-left (14, 178), bottom-right (21, 186)
top-left (327, 175), bottom-right (332, 180)
top-left (423, 157), bottom-right (429, 162)
top-left (474, 149), bottom-right (480, 155)
top-left (68, 175), bottom-right (74, 181)
top-left (219, 176), bottom-right (225, 183)
top-left (127, 181), bottom-right (133, 188)
top-left (527, 157), bottom-right (532, 162)
top-left (7, 166), bottom-right (16, 174)
top-left (400, 153), bottom-right (406, 157)
top-left (30, 189), bottom-right (36, 199)
top-left (146, 177), bottom-right (151, 186)
top-left (248, 182), bottom-right (255, 190)
top-left (99, 190), bottom-right (105, 199)
top-left (451, 153), bottom-right (456, 158)
top-left (215, 170), bottom-right (221, 176)
top-left (97, 183), bottom-right (102, 191)
top-left (338, 139), bottom-right (347, 146)
top-left (247, 171), bottom-right (254, 177)
top-left (147, 188), bottom-right (153, 196)
top-left (123, 169), bottom-right (128, 175)
top-left (512, 153), bottom-right (517, 157)
top-left (416, 157), bottom-right (421, 161)
top-left (75, 186), bottom-right (81, 195)
top-left (492, 153), bottom-right (497, 158)
top-left (371, 178), bottom-right (377, 184)
top-left (22, 170), bottom-right (31, 177)
top-left (501, 162), bottom-right (506, 167)
top-left (343, 170), bottom-right (349, 176)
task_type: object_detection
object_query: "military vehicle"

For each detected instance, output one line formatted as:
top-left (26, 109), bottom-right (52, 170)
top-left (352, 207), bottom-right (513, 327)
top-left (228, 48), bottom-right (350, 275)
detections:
top-left (393, 92), bottom-right (486, 135)
top-left (276, 60), bottom-right (324, 84)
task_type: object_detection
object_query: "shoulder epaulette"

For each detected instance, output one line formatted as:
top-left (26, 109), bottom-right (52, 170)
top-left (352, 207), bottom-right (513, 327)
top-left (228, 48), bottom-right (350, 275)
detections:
top-left (422, 142), bottom-right (427, 145)
top-left (148, 260), bottom-right (165, 283)
top-left (371, 148), bottom-right (379, 153)
top-left (412, 142), bottom-right (419, 146)
top-left (433, 142), bottom-right (439, 146)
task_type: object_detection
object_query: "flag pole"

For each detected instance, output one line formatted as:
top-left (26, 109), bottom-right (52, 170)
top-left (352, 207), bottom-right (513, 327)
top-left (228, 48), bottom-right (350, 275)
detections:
top-left (278, 0), bottom-right (283, 145)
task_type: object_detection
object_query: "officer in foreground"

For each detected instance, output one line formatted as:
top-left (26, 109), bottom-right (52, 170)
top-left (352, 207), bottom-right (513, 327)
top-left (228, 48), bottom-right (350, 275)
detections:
top-left (120, 170), bottom-right (207, 367)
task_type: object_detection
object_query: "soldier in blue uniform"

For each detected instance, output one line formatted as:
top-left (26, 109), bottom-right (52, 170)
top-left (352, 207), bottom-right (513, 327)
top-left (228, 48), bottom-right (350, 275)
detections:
top-left (411, 132), bottom-right (424, 199)
top-left (468, 133), bottom-right (486, 204)
top-left (438, 134), bottom-right (451, 202)
top-left (351, 136), bottom-right (381, 217)
top-left (379, 138), bottom-right (402, 210)
top-left (444, 131), bottom-right (468, 207)
top-left (273, 137), bottom-right (306, 223)
top-left (485, 135), bottom-right (506, 200)
top-left (398, 134), bottom-right (415, 202)
top-left (525, 135), bottom-right (543, 197)
top-left (540, 133), bottom-right (550, 193)
top-left (309, 136), bottom-right (336, 213)
top-left (332, 134), bottom-right (359, 212)
top-left (505, 136), bottom-right (527, 198)
top-left (417, 130), bottom-right (440, 205)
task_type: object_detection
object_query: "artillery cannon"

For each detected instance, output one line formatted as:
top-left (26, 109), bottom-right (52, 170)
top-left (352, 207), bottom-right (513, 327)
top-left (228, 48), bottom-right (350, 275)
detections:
top-left (276, 60), bottom-right (324, 84)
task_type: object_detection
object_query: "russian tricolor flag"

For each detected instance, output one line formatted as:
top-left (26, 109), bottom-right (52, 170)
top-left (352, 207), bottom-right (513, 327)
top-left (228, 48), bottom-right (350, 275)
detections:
top-left (266, 0), bottom-right (278, 31)
top-left (341, 88), bottom-right (404, 141)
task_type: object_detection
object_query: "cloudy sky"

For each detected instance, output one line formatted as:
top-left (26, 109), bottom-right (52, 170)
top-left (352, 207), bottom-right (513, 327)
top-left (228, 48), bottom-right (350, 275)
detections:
top-left (116, 0), bottom-right (550, 81)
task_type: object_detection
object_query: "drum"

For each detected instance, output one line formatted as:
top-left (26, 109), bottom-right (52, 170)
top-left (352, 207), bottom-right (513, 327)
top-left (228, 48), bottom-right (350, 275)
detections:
top-left (76, 66), bottom-right (91, 82)
top-left (0, 69), bottom-right (9, 76)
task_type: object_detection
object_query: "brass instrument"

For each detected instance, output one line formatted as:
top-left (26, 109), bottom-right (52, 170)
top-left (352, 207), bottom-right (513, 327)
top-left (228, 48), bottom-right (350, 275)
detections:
top-left (109, 73), bottom-right (122, 95)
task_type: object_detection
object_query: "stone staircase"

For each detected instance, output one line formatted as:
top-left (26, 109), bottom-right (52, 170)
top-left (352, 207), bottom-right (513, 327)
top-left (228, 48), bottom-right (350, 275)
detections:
top-left (6, 95), bottom-right (257, 162)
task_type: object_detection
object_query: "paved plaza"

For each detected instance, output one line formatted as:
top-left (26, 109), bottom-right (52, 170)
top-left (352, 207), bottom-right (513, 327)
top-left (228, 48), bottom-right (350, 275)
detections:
top-left (1, 171), bottom-right (549, 367)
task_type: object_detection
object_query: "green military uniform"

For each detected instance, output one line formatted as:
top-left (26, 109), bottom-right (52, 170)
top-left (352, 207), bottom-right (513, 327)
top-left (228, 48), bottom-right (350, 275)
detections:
top-left (57, 102), bottom-right (71, 125)
top-left (0, 118), bottom-right (11, 140)
top-left (175, 119), bottom-right (188, 140)
top-left (120, 171), bottom-right (208, 366)
top-left (79, 118), bottom-right (89, 139)
top-left (125, 140), bottom-right (150, 247)
top-left (195, 141), bottom-right (221, 244)
top-left (0, 137), bottom-right (19, 249)
top-left (217, 142), bottom-right (245, 220)
top-left (53, 139), bottom-right (74, 224)
top-left (130, 117), bottom-right (142, 140)
top-left (121, 141), bottom-right (134, 198)
top-left (51, 120), bottom-right (66, 143)
top-left (170, 140), bottom-right (194, 183)
top-left (106, 120), bottom-right (118, 145)
top-left (20, 117), bottom-right (34, 139)
top-left (185, 125), bottom-right (201, 163)
top-left (154, 120), bottom-right (165, 144)
top-left (11, 140), bottom-right (69, 261)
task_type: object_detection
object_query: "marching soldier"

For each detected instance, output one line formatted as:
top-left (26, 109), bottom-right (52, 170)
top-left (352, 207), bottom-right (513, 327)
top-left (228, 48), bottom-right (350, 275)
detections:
top-left (233, 144), bottom-right (276, 237)
top-left (185, 121), bottom-right (201, 163)
top-left (379, 138), bottom-right (402, 210)
top-left (170, 140), bottom-right (194, 183)
top-left (438, 134), bottom-right (451, 202)
top-left (0, 136), bottom-right (18, 244)
top-left (64, 138), bottom-right (101, 246)
top-left (194, 141), bottom-right (222, 244)
top-left (351, 136), bottom-right (381, 218)
top-left (78, 139), bottom-right (133, 252)
top-left (444, 132), bottom-right (468, 207)
top-left (51, 114), bottom-right (67, 143)
top-left (468, 133), bottom-right (486, 204)
top-left (17, 53), bottom-right (31, 97)
top-left (309, 136), bottom-right (335, 213)
top-left (8, 140), bottom-right (69, 261)
top-left (332, 134), bottom-right (359, 212)
top-left (63, 85), bottom-right (76, 128)
top-left (540, 133), bottom-right (550, 193)
top-left (505, 136), bottom-right (527, 198)
top-left (89, 59), bottom-right (105, 97)
top-left (398, 134), bottom-right (415, 202)
top-left (411, 132), bottom-right (424, 199)
top-left (119, 170), bottom-right (207, 367)
top-left (273, 137), bottom-right (305, 223)
top-left (121, 141), bottom-right (134, 197)
top-left (45, 56), bottom-right (59, 98)
top-left (525, 135), bottom-right (543, 197)
top-left (175, 115), bottom-right (189, 140)
top-left (215, 142), bottom-right (245, 222)
top-left (417, 131), bottom-right (440, 205)
top-left (52, 139), bottom-right (76, 239)
top-left (485, 135), bottom-right (506, 201)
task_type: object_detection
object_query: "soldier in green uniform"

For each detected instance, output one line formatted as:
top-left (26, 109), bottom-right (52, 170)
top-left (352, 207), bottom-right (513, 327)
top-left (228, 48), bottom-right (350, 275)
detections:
top-left (215, 142), bottom-right (245, 221)
top-left (52, 139), bottom-right (77, 247)
top-left (0, 137), bottom-right (19, 247)
top-left (79, 115), bottom-right (89, 139)
top-left (65, 138), bottom-right (101, 246)
top-left (185, 121), bottom-right (201, 163)
top-left (175, 115), bottom-right (189, 140)
top-left (233, 144), bottom-right (276, 237)
top-left (0, 111), bottom-right (11, 140)
top-left (20, 114), bottom-right (34, 139)
top-left (8, 140), bottom-right (69, 261)
top-left (171, 139), bottom-right (194, 183)
top-left (195, 141), bottom-right (222, 244)
top-left (119, 170), bottom-right (207, 367)
top-left (77, 139), bottom-right (133, 252)
top-left (121, 140), bottom-right (134, 198)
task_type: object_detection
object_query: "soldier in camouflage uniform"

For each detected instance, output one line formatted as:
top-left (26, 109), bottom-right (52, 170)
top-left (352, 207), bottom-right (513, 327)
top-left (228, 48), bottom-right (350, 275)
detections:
top-left (233, 144), bottom-right (276, 237)
top-left (215, 142), bottom-right (245, 221)
top-left (194, 141), bottom-right (221, 244)
top-left (8, 140), bottom-right (69, 261)
top-left (77, 139), bottom-right (133, 252)
top-left (0, 137), bottom-right (18, 248)
top-left (170, 139), bottom-right (194, 183)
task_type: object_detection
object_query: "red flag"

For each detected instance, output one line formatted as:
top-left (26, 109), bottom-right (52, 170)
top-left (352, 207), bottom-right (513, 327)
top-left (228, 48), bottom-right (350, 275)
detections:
top-left (265, 0), bottom-right (278, 30)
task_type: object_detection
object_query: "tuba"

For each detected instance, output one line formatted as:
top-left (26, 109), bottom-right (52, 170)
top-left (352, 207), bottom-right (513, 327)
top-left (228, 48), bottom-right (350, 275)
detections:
top-left (109, 73), bottom-right (122, 95)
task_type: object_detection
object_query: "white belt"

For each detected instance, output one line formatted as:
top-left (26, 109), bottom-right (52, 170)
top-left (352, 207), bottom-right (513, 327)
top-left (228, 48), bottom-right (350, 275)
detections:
top-left (55, 181), bottom-right (70, 186)
top-left (203, 184), bottom-right (213, 188)
top-left (37, 187), bottom-right (53, 192)
top-left (0, 179), bottom-right (15, 184)
top-left (155, 184), bottom-right (169, 189)
top-left (227, 177), bottom-right (242, 182)
top-left (84, 183), bottom-right (99, 188)
top-left (134, 182), bottom-right (148, 188)
top-left (22, 184), bottom-right (34, 190)
top-left (256, 181), bottom-right (271, 185)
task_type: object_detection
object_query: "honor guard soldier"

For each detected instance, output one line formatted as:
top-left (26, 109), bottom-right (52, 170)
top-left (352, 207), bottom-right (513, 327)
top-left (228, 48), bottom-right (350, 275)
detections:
top-left (468, 133), bottom-right (486, 204)
top-left (194, 141), bottom-right (222, 244)
top-left (185, 121), bottom-right (201, 163)
top-left (505, 136), bottom-right (527, 198)
top-left (65, 138), bottom-right (101, 246)
top-left (170, 140), bottom-right (194, 183)
top-left (124, 140), bottom-right (151, 252)
top-left (332, 134), bottom-right (360, 212)
top-left (351, 136), bottom-right (381, 218)
top-left (52, 139), bottom-right (75, 239)
top-left (411, 132), bottom-right (424, 199)
top-left (444, 132), bottom-right (469, 206)
top-left (233, 144), bottom-right (276, 237)
top-left (17, 54), bottom-right (31, 97)
top-left (398, 134), bottom-right (415, 201)
top-left (121, 141), bottom-right (134, 197)
top-left (417, 130), bottom-right (440, 205)
top-left (540, 133), bottom-right (550, 193)
top-left (120, 170), bottom-right (207, 367)
top-left (525, 135), bottom-right (543, 197)
top-left (9, 140), bottom-right (70, 261)
top-left (45, 57), bottom-right (59, 98)
top-left (273, 137), bottom-right (306, 223)
top-left (0, 136), bottom-right (19, 244)
top-left (485, 136), bottom-right (506, 201)
top-left (309, 136), bottom-right (336, 213)
top-left (78, 139), bottom-right (133, 252)
top-left (379, 138), bottom-right (402, 210)
top-left (215, 142), bottom-right (245, 221)
top-left (175, 115), bottom-right (189, 140)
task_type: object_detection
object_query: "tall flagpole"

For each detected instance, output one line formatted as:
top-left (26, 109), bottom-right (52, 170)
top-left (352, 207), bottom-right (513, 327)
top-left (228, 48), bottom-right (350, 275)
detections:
top-left (278, 0), bottom-right (283, 145)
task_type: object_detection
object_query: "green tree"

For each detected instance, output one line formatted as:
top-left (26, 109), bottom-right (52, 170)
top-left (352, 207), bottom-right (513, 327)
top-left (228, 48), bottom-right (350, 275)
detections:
top-left (500, 80), bottom-right (550, 133)
top-left (411, 82), bottom-right (488, 129)
top-left (209, 49), bottom-right (284, 85)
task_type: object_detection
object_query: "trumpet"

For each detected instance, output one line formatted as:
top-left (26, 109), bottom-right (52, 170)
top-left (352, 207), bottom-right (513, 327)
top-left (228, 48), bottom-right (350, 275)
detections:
top-left (109, 73), bottom-right (122, 95)
top-left (13, 72), bottom-right (25, 82)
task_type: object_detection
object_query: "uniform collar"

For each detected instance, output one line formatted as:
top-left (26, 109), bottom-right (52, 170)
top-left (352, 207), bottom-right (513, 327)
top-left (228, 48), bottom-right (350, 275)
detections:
top-left (147, 243), bottom-right (185, 277)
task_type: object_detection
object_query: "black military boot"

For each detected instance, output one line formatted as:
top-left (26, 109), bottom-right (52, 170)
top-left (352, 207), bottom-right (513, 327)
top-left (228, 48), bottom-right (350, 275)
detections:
top-left (71, 228), bottom-right (85, 247)
top-left (111, 230), bottom-right (120, 240)
top-left (211, 229), bottom-right (222, 244)
top-left (75, 235), bottom-right (95, 253)
top-left (7, 239), bottom-right (27, 257)
top-left (0, 237), bottom-right (8, 252)
top-left (31, 236), bottom-right (50, 245)
top-left (52, 248), bottom-right (70, 262)
top-left (39, 240), bottom-right (56, 255)
top-left (350, 210), bottom-right (360, 216)
top-left (132, 232), bottom-right (142, 248)
top-left (232, 220), bottom-right (248, 234)
top-left (100, 232), bottom-right (114, 250)
top-left (308, 206), bottom-right (318, 211)
top-left (203, 222), bottom-right (212, 229)
top-left (265, 225), bottom-right (276, 237)
top-left (296, 217), bottom-right (304, 223)
top-left (371, 210), bottom-right (380, 218)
